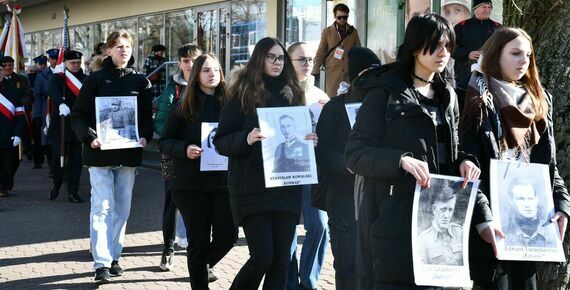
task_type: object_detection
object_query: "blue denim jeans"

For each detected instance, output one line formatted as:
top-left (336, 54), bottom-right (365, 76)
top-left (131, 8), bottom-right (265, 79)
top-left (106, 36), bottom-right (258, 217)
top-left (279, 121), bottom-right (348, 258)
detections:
top-left (287, 185), bottom-right (329, 289)
top-left (89, 166), bottom-right (137, 270)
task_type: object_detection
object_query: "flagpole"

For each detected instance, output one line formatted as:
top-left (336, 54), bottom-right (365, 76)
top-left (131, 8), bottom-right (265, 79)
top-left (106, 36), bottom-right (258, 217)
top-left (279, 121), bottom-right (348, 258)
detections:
top-left (59, 7), bottom-right (69, 168)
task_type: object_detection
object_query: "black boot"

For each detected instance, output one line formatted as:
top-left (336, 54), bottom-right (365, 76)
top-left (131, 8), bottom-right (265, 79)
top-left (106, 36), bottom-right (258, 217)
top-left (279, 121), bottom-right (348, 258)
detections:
top-left (68, 193), bottom-right (83, 203)
top-left (49, 182), bottom-right (62, 201)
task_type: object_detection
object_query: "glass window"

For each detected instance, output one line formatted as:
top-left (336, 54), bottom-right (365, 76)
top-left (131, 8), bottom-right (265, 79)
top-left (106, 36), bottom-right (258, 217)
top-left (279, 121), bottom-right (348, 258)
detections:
top-left (138, 14), bottom-right (164, 63)
top-left (92, 22), bottom-right (115, 46)
top-left (367, 0), bottom-right (399, 64)
top-left (285, 0), bottom-right (323, 51)
top-left (165, 9), bottom-right (195, 77)
top-left (71, 25), bottom-right (92, 60)
top-left (230, 0), bottom-right (267, 67)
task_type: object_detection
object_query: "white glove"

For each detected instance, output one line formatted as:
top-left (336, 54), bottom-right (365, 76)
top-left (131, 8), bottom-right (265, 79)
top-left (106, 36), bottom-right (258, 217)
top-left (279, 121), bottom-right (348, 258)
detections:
top-left (11, 136), bottom-right (20, 147)
top-left (59, 103), bottom-right (71, 116)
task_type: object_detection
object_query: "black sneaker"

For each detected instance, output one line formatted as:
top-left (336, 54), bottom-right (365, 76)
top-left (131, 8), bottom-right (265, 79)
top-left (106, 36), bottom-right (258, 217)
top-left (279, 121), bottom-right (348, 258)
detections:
top-left (109, 260), bottom-right (124, 276)
top-left (159, 251), bottom-right (174, 271)
top-left (94, 267), bottom-right (111, 284)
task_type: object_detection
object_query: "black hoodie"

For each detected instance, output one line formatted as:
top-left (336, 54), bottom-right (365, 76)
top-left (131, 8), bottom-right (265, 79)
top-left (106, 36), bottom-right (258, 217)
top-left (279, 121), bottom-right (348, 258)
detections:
top-left (71, 57), bottom-right (153, 167)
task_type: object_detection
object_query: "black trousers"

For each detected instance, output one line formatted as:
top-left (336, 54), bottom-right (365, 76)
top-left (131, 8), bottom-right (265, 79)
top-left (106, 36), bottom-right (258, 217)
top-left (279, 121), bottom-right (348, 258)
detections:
top-left (51, 142), bottom-right (82, 195)
top-left (0, 147), bottom-right (19, 191)
top-left (472, 259), bottom-right (537, 290)
top-left (231, 212), bottom-right (298, 290)
top-left (32, 117), bottom-right (46, 167)
top-left (162, 180), bottom-right (177, 253)
top-left (172, 190), bottom-right (237, 290)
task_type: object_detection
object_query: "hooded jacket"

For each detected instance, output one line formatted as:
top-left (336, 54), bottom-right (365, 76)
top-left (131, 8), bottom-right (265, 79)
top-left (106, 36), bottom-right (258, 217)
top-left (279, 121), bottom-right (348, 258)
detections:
top-left (71, 57), bottom-right (153, 167)
top-left (344, 64), bottom-right (490, 288)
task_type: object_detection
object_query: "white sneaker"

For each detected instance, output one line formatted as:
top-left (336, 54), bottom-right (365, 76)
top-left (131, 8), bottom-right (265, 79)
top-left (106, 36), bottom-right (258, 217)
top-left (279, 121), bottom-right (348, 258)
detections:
top-left (208, 266), bottom-right (218, 282)
top-left (159, 251), bottom-right (174, 271)
top-left (177, 238), bottom-right (188, 249)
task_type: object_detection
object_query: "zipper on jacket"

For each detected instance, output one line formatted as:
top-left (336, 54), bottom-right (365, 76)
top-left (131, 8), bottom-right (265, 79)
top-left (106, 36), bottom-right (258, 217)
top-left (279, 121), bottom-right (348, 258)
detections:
top-left (389, 185), bottom-right (394, 196)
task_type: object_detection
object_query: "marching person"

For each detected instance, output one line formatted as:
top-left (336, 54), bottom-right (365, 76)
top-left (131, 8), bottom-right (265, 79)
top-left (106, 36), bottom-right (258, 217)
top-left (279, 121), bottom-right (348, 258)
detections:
top-left (0, 68), bottom-right (26, 197)
top-left (153, 43), bottom-right (201, 272)
top-left (316, 46), bottom-right (381, 290)
top-left (312, 3), bottom-right (361, 97)
top-left (159, 53), bottom-right (237, 290)
top-left (286, 41), bottom-right (329, 290)
top-left (214, 37), bottom-right (317, 290)
top-left (344, 14), bottom-right (490, 289)
top-left (32, 48), bottom-right (59, 172)
top-left (71, 30), bottom-right (153, 284)
top-left (460, 27), bottom-right (570, 290)
top-left (47, 50), bottom-right (87, 202)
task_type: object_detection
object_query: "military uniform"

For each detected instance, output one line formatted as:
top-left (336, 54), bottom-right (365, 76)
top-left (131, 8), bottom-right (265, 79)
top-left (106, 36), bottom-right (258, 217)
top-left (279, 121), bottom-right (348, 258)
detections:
top-left (273, 138), bottom-right (310, 173)
top-left (419, 223), bottom-right (464, 265)
top-left (504, 220), bottom-right (557, 248)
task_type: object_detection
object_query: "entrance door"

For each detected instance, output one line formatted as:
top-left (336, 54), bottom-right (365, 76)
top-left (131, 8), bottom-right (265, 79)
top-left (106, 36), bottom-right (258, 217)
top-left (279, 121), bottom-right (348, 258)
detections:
top-left (195, 4), bottom-right (230, 75)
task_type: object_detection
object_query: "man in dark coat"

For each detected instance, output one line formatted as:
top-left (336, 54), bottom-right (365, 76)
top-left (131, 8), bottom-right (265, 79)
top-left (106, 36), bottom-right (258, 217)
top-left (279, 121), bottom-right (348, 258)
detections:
top-left (452, 0), bottom-right (500, 99)
top-left (47, 50), bottom-right (87, 202)
top-left (0, 69), bottom-right (26, 196)
top-left (32, 48), bottom-right (59, 170)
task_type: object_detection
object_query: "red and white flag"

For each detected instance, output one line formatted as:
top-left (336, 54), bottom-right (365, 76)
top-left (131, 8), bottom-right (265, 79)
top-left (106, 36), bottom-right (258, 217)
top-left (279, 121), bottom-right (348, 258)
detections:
top-left (54, 9), bottom-right (82, 96)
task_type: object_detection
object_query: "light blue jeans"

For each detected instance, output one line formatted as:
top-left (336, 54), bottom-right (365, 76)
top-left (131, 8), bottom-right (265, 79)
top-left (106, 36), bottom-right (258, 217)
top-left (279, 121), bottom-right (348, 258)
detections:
top-left (287, 185), bottom-right (330, 289)
top-left (89, 166), bottom-right (137, 270)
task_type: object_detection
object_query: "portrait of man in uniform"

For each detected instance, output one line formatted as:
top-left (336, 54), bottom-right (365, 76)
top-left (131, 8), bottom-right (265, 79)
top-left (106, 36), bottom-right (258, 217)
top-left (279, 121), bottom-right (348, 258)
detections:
top-left (419, 183), bottom-right (463, 266)
top-left (503, 178), bottom-right (557, 248)
top-left (273, 114), bottom-right (310, 173)
top-left (95, 96), bottom-right (139, 149)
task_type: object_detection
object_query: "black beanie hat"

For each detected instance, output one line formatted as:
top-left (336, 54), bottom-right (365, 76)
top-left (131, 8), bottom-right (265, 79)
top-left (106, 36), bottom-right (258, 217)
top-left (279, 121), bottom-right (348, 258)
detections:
top-left (473, 0), bottom-right (493, 9)
top-left (348, 47), bottom-right (381, 82)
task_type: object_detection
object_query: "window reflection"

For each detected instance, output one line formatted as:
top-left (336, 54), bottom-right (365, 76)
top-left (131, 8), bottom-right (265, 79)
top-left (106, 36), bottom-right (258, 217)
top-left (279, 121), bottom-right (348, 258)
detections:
top-left (286, 0), bottom-right (322, 51)
top-left (230, 0), bottom-right (267, 67)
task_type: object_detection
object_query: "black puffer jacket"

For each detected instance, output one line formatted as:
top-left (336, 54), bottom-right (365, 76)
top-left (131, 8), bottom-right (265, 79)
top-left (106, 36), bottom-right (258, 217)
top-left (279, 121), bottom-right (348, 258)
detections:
top-left (71, 57), bottom-right (153, 167)
top-left (460, 75), bottom-right (570, 282)
top-left (158, 89), bottom-right (227, 192)
top-left (344, 66), bottom-right (490, 288)
top-left (214, 85), bottom-right (302, 225)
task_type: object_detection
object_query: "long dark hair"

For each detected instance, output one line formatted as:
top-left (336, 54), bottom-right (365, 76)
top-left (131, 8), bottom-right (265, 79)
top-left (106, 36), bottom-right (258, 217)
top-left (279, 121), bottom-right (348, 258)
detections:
top-left (177, 54), bottom-right (227, 120)
top-left (397, 14), bottom-right (455, 83)
top-left (229, 37), bottom-right (304, 114)
top-left (480, 27), bottom-right (547, 121)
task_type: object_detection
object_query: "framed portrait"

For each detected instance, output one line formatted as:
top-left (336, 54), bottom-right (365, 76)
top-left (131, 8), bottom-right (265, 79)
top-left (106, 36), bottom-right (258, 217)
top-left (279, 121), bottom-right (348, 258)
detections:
top-left (200, 122), bottom-right (228, 171)
top-left (412, 174), bottom-right (479, 288)
top-left (490, 159), bottom-right (565, 262)
top-left (345, 102), bottom-right (362, 129)
top-left (95, 96), bottom-right (141, 150)
top-left (257, 106), bottom-right (318, 188)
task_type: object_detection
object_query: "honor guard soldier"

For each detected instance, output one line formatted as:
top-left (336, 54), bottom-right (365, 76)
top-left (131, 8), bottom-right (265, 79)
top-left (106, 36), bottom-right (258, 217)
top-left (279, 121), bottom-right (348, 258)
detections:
top-left (47, 50), bottom-right (86, 202)
top-left (32, 48), bottom-right (58, 171)
top-left (0, 59), bottom-right (26, 197)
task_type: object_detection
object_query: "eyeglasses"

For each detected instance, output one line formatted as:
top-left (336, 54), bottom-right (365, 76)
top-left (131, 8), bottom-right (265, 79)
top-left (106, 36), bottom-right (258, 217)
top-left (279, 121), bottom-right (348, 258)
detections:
top-left (265, 53), bottom-right (286, 64)
top-left (336, 15), bottom-right (348, 20)
top-left (292, 57), bottom-right (314, 66)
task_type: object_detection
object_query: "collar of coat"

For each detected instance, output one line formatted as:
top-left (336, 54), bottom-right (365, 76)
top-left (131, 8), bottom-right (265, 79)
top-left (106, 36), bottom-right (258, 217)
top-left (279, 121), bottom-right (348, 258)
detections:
top-left (102, 56), bottom-right (136, 76)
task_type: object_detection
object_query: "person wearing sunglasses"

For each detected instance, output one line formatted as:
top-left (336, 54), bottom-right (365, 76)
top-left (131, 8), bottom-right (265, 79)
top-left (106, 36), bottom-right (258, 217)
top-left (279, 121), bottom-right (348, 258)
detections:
top-left (312, 3), bottom-right (361, 98)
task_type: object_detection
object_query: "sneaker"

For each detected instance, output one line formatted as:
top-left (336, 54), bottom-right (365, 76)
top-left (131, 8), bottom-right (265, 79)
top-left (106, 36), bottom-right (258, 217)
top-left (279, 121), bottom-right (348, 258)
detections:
top-left (208, 266), bottom-right (218, 282)
top-left (109, 260), bottom-right (124, 276)
top-left (94, 267), bottom-right (111, 284)
top-left (159, 251), bottom-right (174, 271)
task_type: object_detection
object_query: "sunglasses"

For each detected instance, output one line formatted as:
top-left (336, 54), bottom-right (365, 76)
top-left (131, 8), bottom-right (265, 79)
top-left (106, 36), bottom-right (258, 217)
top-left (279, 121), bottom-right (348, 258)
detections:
top-left (336, 15), bottom-right (348, 20)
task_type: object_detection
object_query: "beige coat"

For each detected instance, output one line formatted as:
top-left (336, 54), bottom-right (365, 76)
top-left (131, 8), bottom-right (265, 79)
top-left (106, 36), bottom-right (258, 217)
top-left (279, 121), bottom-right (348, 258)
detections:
top-left (312, 24), bottom-right (361, 97)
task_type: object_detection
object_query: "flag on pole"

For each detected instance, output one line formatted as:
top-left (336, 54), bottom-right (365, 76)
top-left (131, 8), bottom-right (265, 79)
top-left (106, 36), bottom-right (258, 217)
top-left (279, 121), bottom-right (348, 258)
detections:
top-left (54, 9), bottom-right (82, 96)
top-left (0, 4), bottom-right (26, 73)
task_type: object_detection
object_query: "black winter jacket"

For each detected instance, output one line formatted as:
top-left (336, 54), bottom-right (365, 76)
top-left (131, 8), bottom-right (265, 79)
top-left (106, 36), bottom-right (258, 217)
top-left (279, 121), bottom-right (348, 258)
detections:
top-left (158, 89), bottom-right (227, 192)
top-left (316, 94), bottom-right (356, 201)
top-left (213, 86), bottom-right (302, 225)
top-left (71, 57), bottom-right (153, 167)
top-left (47, 70), bottom-right (86, 144)
top-left (460, 81), bottom-right (570, 281)
top-left (344, 67), bottom-right (490, 288)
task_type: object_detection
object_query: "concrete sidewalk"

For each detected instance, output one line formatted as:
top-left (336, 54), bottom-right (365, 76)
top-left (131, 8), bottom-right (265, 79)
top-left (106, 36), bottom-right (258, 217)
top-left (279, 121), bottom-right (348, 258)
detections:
top-left (0, 159), bottom-right (335, 289)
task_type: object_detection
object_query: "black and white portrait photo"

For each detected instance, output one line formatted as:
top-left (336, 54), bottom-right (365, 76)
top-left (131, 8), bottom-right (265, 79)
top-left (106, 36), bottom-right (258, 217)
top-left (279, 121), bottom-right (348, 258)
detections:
top-left (200, 122), bottom-right (228, 171)
top-left (95, 96), bottom-right (140, 150)
top-left (257, 106), bottom-right (318, 188)
top-left (490, 159), bottom-right (565, 262)
top-left (412, 174), bottom-right (478, 288)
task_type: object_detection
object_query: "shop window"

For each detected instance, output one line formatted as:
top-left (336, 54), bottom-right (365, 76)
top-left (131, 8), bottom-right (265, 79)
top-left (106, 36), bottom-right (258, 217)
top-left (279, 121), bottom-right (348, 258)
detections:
top-left (230, 0), bottom-right (267, 67)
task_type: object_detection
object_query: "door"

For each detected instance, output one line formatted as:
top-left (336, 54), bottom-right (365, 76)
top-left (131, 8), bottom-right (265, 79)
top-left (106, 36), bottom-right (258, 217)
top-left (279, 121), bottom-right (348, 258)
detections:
top-left (195, 4), bottom-right (230, 75)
